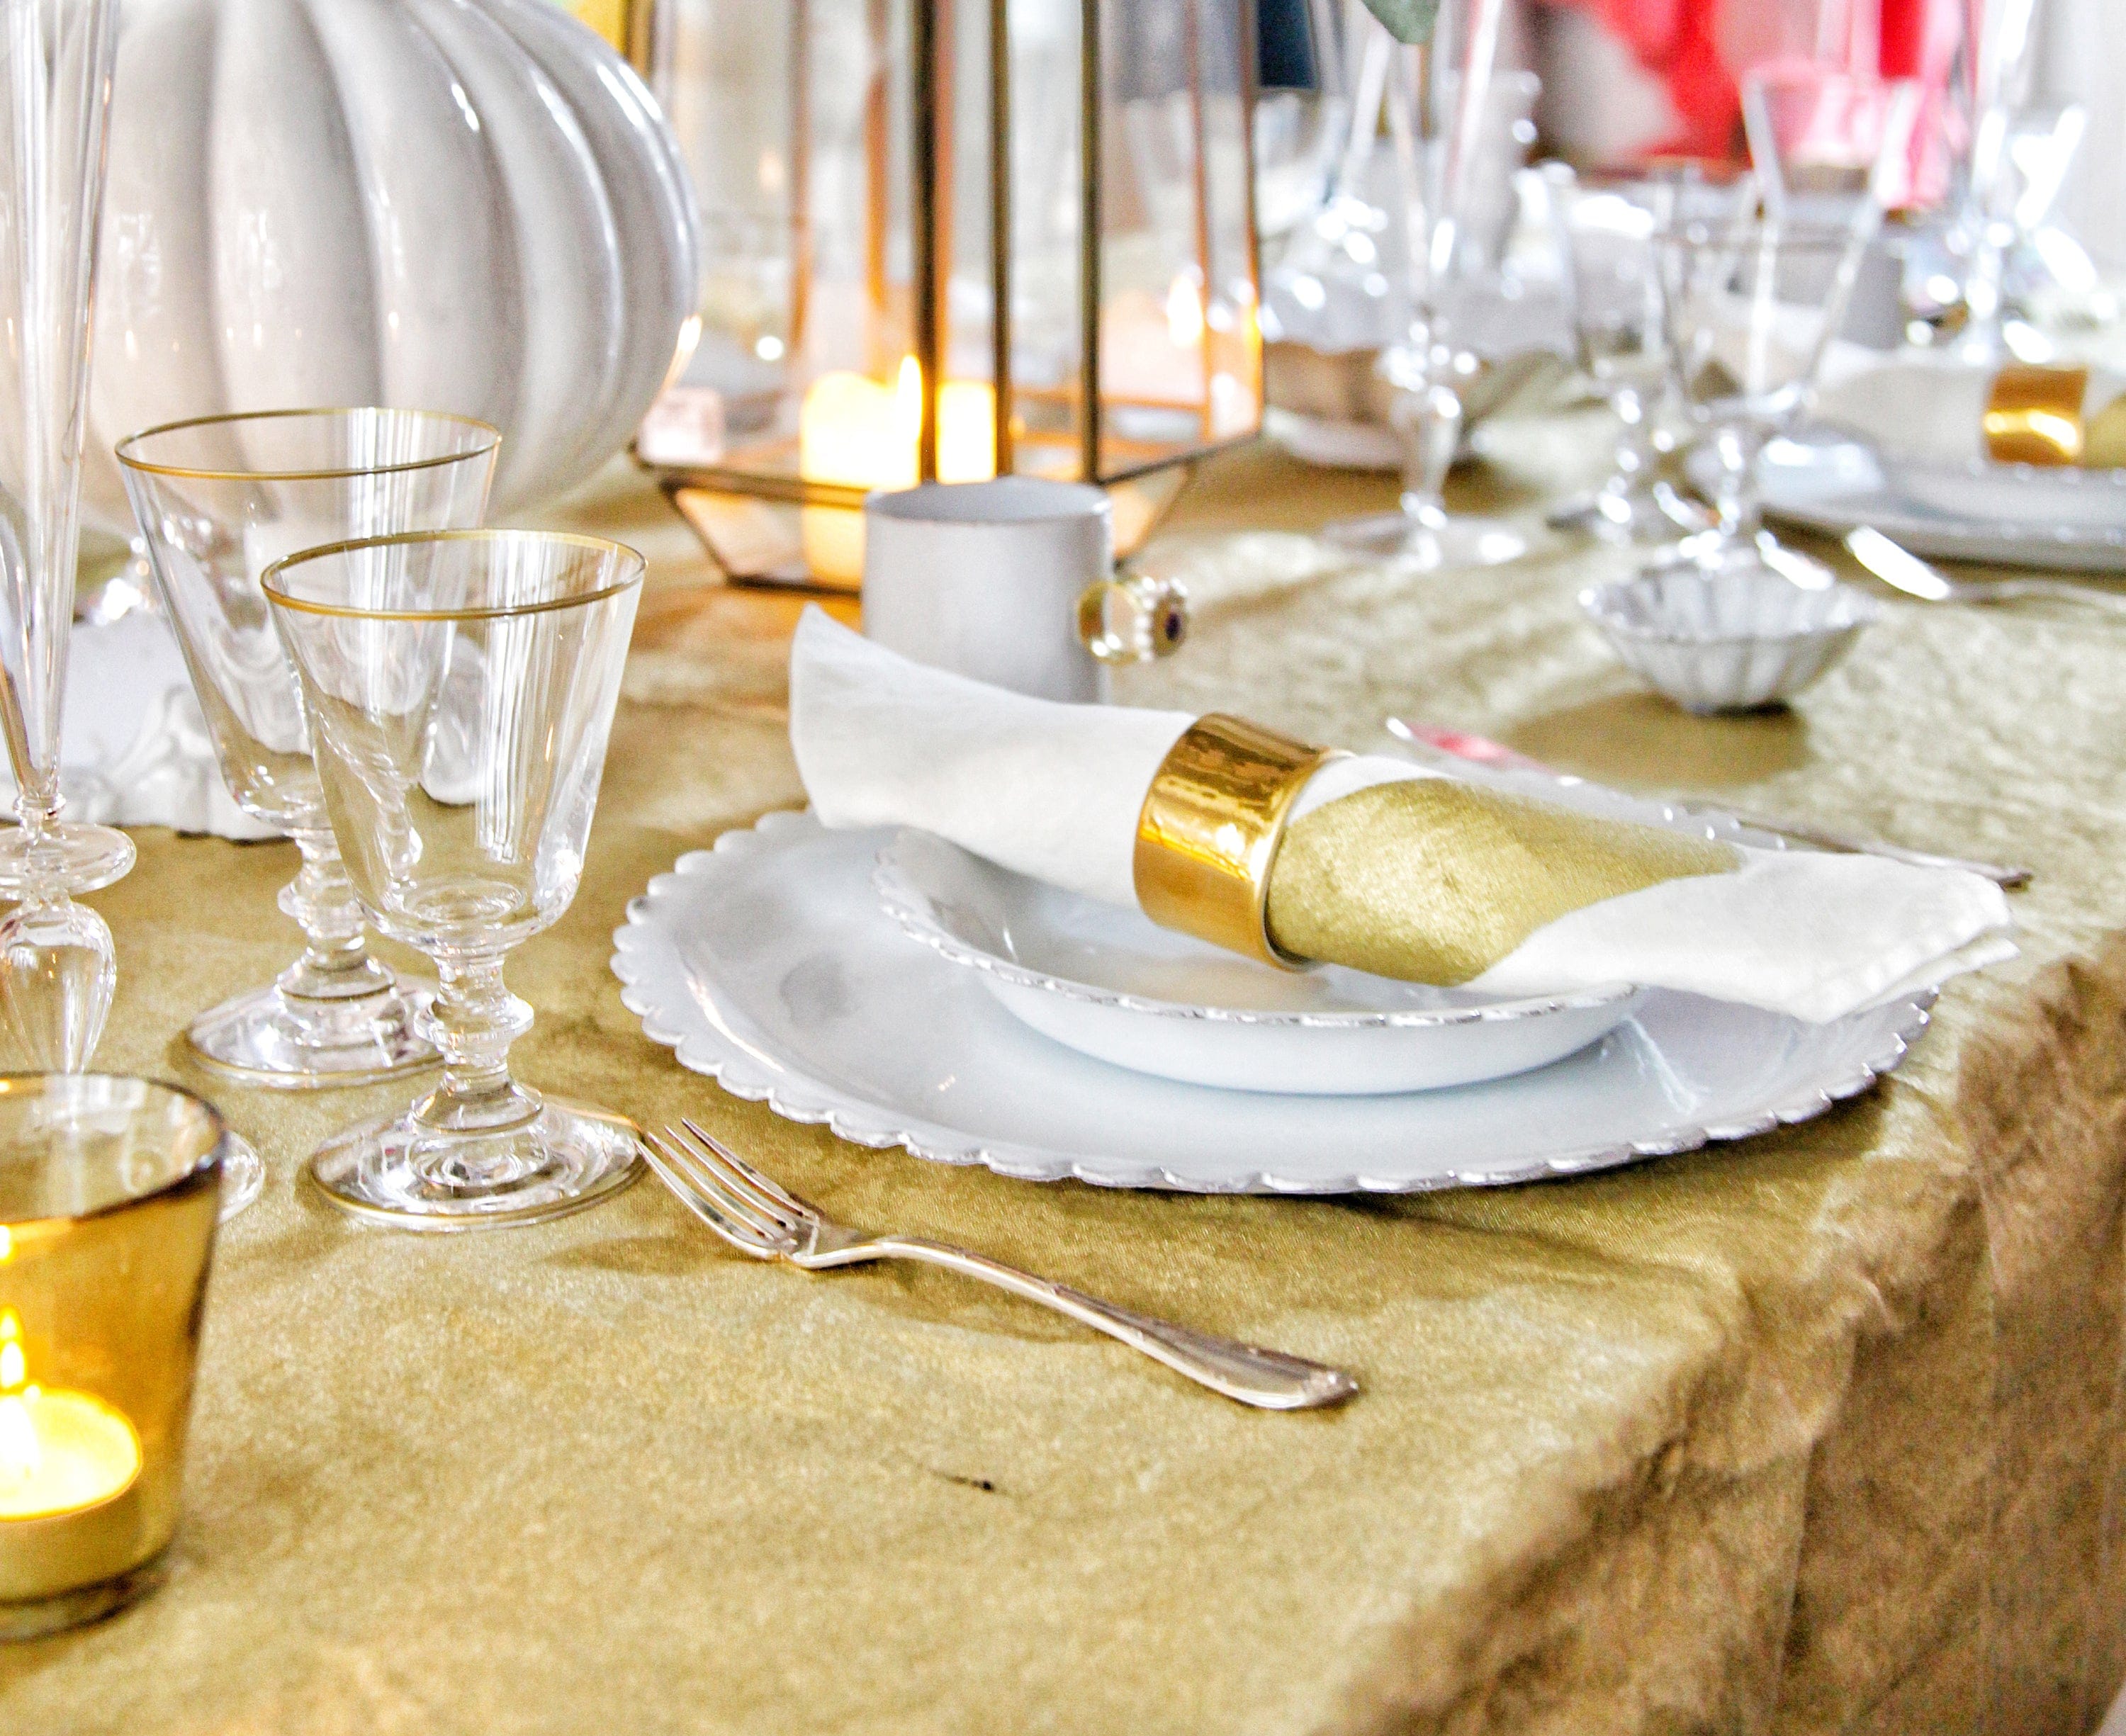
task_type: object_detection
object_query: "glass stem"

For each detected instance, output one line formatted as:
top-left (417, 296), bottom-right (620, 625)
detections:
top-left (1959, 222), bottom-right (2011, 356)
top-left (278, 830), bottom-right (394, 1003)
top-left (413, 950), bottom-right (539, 1137)
top-left (1606, 387), bottom-right (1653, 495)
top-left (1395, 377), bottom-right (1462, 529)
top-left (0, 894), bottom-right (115, 1072)
top-left (12, 789), bottom-right (62, 896)
top-left (1711, 424), bottom-right (1767, 540)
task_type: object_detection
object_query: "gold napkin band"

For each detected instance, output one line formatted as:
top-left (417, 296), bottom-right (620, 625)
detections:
top-left (1133, 715), bottom-right (1341, 969)
top-left (1984, 364), bottom-right (2113, 466)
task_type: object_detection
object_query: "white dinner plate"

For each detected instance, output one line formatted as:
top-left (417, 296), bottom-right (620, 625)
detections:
top-left (1748, 433), bottom-right (2126, 573)
top-left (872, 829), bottom-right (1645, 1096)
top-left (612, 811), bottom-right (1934, 1195)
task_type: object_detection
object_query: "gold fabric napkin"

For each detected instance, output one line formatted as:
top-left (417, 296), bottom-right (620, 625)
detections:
top-left (1266, 777), bottom-right (1736, 985)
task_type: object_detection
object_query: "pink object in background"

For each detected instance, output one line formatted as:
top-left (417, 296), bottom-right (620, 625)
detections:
top-left (1540, 0), bottom-right (1740, 159)
top-left (1541, 0), bottom-right (1962, 203)
top-left (1744, 60), bottom-right (1937, 208)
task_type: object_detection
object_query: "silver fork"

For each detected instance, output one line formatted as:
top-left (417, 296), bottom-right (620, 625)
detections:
top-left (643, 1120), bottom-right (1359, 1411)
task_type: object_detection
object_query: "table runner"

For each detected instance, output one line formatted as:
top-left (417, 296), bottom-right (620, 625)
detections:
top-left (2, 424), bottom-right (2122, 1735)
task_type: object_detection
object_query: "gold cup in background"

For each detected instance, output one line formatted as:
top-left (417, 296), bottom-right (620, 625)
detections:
top-left (0, 1076), bottom-right (225, 1639)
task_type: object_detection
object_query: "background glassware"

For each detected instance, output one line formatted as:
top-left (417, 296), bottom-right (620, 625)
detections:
top-left (1659, 208), bottom-right (1879, 582)
top-left (1659, 72), bottom-right (1920, 580)
top-left (0, 1073), bottom-right (226, 1639)
top-left (1321, 0), bottom-right (1531, 570)
top-left (117, 411), bottom-right (499, 1091)
top-left (1262, 21), bottom-right (1539, 363)
top-left (262, 530), bottom-right (644, 1231)
top-left (0, 0), bottom-right (133, 1076)
top-left (1543, 166), bottom-right (1693, 543)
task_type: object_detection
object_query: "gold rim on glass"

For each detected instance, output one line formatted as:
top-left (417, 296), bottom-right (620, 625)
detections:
top-left (113, 406), bottom-right (504, 482)
top-left (259, 528), bottom-right (647, 622)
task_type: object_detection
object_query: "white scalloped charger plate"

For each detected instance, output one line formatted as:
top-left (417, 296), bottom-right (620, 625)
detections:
top-left (872, 829), bottom-right (1646, 1095)
top-left (611, 811), bottom-right (1934, 1194)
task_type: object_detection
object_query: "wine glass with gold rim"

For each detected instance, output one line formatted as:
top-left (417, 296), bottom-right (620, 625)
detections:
top-left (116, 408), bottom-right (500, 1092)
top-left (261, 529), bottom-right (645, 1230)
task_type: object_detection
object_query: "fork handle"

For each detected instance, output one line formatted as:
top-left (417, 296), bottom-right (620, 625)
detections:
top-left (866, 1236), bottom-right (1360, 1411)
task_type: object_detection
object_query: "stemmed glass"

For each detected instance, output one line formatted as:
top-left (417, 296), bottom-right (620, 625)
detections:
top-left (0, 0), bottom-right (136, 1075)
top-left (1658, 205), bottom-right (1877, 583)
top-left (1321, 0), bottom-right (1528, 570)
top-left (1660, 72), bottom-right (1922, 580)
top-left (1950, 0), bottom-right (2044, 359)
top-left (1544, 167), bottom-right (1694, 543)
top-left (261, 530), bottom-right (644, 1230)
top-left (116, 410), bottom-right (499, 1089)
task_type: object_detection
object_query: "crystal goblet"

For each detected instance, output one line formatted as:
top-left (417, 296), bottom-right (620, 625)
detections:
top-left (1544, 168), bottom-right (1698, 543)
top-left (1658, 207), bottom-right (1881, 583)
top-left (0, 0), bottom-right (133, 1078)
top-left (116, 410), bottom-right (498, 1090)
top-left (262, 531), bottom-right (644, 1230)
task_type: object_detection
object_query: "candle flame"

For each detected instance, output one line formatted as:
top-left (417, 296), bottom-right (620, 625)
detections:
top-left (1166, 272), bottom-right (1206, 349)
top-left (0, 1304), bottom-right (143, 1514)
top-left (894, 355), bottom-right (925, 440)
top-left (0, 1392), bottom-right (37, 1480)
top-left (0, 1310), bottom-right (36, 1480)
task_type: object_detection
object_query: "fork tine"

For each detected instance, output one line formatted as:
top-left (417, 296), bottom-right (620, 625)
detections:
top-left (678, 1118), bottom-right (827, 1221)
top-left (652, 1128), bottom-right (794, 1243)
top-left (675, 1119), bottom-right (816, 1226)
top-left (643, 1129), bottom-right (790, 1253)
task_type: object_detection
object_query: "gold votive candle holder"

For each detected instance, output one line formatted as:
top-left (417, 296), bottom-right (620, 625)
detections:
top-left (0, 1075), bottom-right (227, 1639)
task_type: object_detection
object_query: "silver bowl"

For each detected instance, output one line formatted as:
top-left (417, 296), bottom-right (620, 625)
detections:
top-left (1580, 567), bottom-right (1880, 714)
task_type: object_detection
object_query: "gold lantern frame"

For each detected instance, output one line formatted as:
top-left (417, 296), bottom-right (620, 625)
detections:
top-left (627, 0), bottom-right (1266, 590)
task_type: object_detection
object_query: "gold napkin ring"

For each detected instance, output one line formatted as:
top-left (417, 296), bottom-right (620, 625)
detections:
top-left (1985, 363), bottom-right (2088, 466)
top-left (1133, 714), bottom-right (1341, 969)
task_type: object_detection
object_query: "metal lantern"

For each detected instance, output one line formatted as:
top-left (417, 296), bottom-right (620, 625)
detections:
top-left (631, 0), bottom-right (1264, 589)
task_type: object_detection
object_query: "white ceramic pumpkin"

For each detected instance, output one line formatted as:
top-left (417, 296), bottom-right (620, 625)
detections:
top-left (83, 0), bottom-right (701, 527)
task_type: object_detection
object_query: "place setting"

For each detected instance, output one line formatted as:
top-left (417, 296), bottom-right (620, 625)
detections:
top-left (7, 0), bottom-right (2126, 1726)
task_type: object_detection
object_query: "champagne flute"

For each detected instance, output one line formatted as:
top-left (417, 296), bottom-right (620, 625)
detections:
top-left (1320, 0), bottom-right (1529, 570)
top-left (0, 0), bottom-right (135, 1078)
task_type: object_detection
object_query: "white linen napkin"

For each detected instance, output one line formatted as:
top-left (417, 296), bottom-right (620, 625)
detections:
top-left (789, 610), bottom-right (2013, 1024)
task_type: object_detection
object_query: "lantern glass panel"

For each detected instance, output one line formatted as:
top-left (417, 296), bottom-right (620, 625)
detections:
top-left (641, 0), bottom-right (1261, 587)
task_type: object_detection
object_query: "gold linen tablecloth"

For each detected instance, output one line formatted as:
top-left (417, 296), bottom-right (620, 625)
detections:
top-left (4, 425), bottom-right (2125, 1735)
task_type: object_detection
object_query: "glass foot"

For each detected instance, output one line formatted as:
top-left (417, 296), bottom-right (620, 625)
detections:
top-left (0, 821), bottom-right (134, 898)
top-left (1321, 511), bottom-right (1529, 570)
top-left (1654, 528), bottom-right (1838, 590)
top-left (1548, 483), bottom-right (1706, 542)
top-left (306, 1095), bottom-right (643, 1232)
top-left (186, 978), bottom-right (439, 1090)
top-left (215, 1132), bottom-right (265, 1222)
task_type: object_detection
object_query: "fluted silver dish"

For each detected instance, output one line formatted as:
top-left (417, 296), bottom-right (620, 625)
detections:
top-left (1580, 568), bottom-right (1879, 714)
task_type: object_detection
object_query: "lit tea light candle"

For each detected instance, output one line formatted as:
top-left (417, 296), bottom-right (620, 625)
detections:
top-left (797, 357), bottom-right (996, 582)
top-left (0, 1308), bottom-right (140, 1522)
